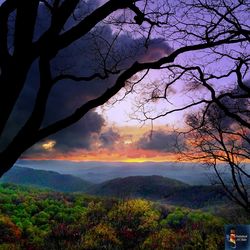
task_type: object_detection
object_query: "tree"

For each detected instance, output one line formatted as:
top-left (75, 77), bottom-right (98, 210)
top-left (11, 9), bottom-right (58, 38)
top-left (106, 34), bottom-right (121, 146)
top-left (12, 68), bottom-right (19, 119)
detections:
top-left (0, 0), bottom-right (249, 177)
top-left (186, 101), bottom-right (250, 213)
top-left (108, 199), bottom-right (160, 248)
top-left (81, 223), bottom-right (121, 250)
top-left (122, 0), bottom-right (249, 212)
top-left (0, 215), bottom-right (21, 244)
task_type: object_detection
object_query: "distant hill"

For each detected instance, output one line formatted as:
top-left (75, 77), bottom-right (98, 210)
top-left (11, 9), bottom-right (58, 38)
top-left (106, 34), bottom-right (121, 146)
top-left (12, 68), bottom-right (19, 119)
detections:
top-left (15, 160), bottom-right (216, 185)
top-left (1, 167), bottom-right (228, 209)
top-left (163, 185), bottom-right (227, 208)
top-left (87, 175), bottom-right (227, 208)
top-left (0, 167), bottom-right (93, 192)
top-left (87, 175), bottom-right (189, 199)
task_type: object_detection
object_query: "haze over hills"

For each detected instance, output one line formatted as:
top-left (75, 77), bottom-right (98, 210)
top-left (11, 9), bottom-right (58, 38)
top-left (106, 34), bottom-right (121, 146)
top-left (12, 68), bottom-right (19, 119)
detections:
top-left (0, 166), bottom-right (228, 208)
top-left (15, 159), bottom-right (219, 185)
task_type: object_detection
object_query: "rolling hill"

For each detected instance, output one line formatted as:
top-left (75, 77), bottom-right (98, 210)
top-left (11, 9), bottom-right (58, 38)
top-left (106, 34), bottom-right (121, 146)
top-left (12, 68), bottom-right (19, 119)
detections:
top-left (87, 175), bottom-right (189, 198)
top-left (87, 175), bottom-right (227, 208)
top-left (15, 160), bottom-right (216, 185)
top-left (0, 166), bottom-right (93, 192)
top-left (0, 167), bottom-right (228, 208)
top-left (163, 185), bottom-right (227, 208)
top-left (88, 175), bottom-right (188, 199)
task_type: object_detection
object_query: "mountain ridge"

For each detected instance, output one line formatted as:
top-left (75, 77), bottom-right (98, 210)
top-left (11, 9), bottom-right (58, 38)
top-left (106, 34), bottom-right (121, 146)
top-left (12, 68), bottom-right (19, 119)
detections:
top-left (87, 175), bottom-right (189, 199)
top-left (0, 166), bottom-right (228, 208)
top-left (0, 166), bottom-right (93, 192)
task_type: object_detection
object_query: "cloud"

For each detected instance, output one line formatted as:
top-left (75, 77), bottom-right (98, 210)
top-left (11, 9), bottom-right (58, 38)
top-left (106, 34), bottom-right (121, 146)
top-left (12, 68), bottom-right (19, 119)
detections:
top-left (1, 2), bottom-right (173, 156)
top-left (50, 112), bottom-right (105, 152)
top-left (98, 128), bottom-right (121, 148)
top-left (137, 130), bottom-right (184, 152)
top-left (23, 112), bottom-right (105, 156)
top-left (138, 38), bottom-right (173, 62)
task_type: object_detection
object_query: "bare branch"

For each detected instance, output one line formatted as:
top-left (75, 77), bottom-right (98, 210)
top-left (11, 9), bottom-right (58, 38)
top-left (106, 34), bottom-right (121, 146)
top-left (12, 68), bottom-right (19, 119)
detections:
top-left (52, 70), bottom-right (121, 84)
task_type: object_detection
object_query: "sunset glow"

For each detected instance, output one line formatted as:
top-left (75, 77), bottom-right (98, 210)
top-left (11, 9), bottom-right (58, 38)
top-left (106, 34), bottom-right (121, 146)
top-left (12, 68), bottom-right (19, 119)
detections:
top-left (22, 125), bottom-right (189, 162)
top-left (41, 140), bottom-right (56, 151)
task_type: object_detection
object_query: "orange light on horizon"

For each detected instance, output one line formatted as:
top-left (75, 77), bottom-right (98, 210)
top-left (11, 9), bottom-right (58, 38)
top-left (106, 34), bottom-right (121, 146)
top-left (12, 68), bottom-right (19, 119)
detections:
top-left (21, 148), bottom-right (188, 163)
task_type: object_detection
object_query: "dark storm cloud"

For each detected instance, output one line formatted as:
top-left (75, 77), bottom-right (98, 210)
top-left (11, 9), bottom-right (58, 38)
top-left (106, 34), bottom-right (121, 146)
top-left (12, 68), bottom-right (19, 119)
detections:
top-left (99, 128), bottom-right (120, 148)
top-left (23, 111), bottom-right (105, 157)
top-left (2, 1), bottom-right (172, 154)
top-left (51, 112), bottom-right (105, 152)
top-left (137, 130), bottom-right (184, 152)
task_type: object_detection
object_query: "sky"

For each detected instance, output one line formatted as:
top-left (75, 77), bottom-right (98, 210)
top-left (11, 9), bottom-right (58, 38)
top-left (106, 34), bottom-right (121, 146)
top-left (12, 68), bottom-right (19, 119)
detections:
top-left (1, 0), bottom-right (249, 164)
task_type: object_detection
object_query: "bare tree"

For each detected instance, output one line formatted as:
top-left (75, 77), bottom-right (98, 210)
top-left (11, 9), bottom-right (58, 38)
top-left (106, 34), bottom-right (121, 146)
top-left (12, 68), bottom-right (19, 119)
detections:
top-left (0, 0), bottom-right (249, 177)
top-left (130, 1), bottom-right (250, 125)
top-left (186, 102), bottom-right (250, 213)
top-left (127, 0), bottom-right (250, 212)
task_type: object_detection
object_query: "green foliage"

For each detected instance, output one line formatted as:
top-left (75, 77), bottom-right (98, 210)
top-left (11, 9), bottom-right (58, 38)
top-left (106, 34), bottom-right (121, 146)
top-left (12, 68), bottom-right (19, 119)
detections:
top-left (0, 183), bottom-right (245, 250)
top-left (0, 184), bottom-right (90, 249)
top-left (82, 223), bottom-right (121, 250)
top-left (161, 207), bottom-right (187, 227)
top-left (108, 199), bottom-right (160, 248)
top-left (143, 228), bottom-right (181, 250)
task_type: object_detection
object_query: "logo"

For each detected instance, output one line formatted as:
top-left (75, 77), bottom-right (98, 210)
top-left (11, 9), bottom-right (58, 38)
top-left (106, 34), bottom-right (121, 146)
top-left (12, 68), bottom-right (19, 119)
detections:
top-left (226, 228), bottom-right (236, 248)
top-left (225, 225), bottom-right (250, 250)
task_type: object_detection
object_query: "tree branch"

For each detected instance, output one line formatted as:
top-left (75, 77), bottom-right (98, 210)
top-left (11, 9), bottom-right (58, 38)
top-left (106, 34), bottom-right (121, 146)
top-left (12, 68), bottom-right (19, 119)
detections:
top-left (52, 70), bottom-right (121, 84)
top-left (33, 0), bottom-right (138, 58)
top-left (13, 0), bottom-right (40, 58)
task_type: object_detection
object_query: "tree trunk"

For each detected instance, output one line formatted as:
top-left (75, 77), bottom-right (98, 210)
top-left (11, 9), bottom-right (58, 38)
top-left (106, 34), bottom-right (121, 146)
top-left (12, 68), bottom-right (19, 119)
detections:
top-left (0, 125), bottom-right (37, 177)
top-left (0, 59), bottom-right (30, 136)
top-left (0, 149), bottom-right (21, 178)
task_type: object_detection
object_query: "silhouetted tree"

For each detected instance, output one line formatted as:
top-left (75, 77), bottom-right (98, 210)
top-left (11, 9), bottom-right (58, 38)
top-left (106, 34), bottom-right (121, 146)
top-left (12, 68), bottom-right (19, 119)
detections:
top-left (0, 0), bottom-right (249, 177)
top-left (121, 0), bottom-right (250, 211)
top-left (126, 0), bottom-right (250, 212)
top-left (185, 102), bottom-right (250, 213)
